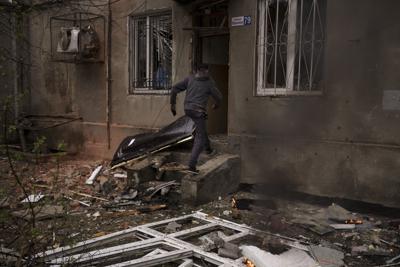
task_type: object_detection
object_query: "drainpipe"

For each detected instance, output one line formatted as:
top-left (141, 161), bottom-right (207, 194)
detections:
top-left (12, 13), bottom-right (26, 152)
top-left (106, 0), bottom-right (112, 150)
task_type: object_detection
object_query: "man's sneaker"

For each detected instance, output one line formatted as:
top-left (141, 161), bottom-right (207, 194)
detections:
top-left (187, 166), bottom-right (199, 174)
top-left (205, 148), bottom-right (217, 156)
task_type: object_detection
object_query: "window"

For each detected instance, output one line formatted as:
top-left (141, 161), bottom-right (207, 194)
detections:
top-left (129, 12), bottom-right (172, 94)
top-left (257, 0), bottom-right (326, 96)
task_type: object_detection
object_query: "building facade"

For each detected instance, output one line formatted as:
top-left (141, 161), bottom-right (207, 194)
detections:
top-left (21, 0), bottom-right (400, 207)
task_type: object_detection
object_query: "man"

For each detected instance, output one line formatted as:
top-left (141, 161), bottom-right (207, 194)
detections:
top-left (170, 64), bottom-right (222, 173)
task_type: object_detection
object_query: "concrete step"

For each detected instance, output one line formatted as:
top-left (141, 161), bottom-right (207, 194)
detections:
top-left (125, 152), bottom-right (241, 205)
top-left (181, 153), bottom-right (241, 205)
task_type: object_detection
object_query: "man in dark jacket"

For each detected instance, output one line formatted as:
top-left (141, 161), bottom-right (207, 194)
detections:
top-left (170, 64), bottom-right (222, 173)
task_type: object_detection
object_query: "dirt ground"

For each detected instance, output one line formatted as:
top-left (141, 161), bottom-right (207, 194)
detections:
top-left (0, 154), bottom-right (399, 266)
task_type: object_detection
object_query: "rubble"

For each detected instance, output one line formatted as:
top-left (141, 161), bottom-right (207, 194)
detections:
top-left (103, 203), bottom-right (167, 214)
top-left (165, 221), bottom-right (182, 233)
top-left (144, 180), bottom-right (179, 201)
top-left (113, 172), bottom-right (127, 179)
top-left (325, 203), bottom-right (357, 222)
top-left (85, 165), bottom-right (103, 185)
top-left (69, 190), bottom-right (109, 202)
top-left (309, 245), bottom-right (345, 267)
top-left (223, 209), bottom-right (232, 216)
top-left (0, 154), bottom-right (399, 266)
top-left (351, 245), bottom-right (392, 256)
top-left (125, 157), bottom-right (158, 184)
top-left (218, 242), bottom-right (241, 259)
top-left (306, 223), bottom-right (335, 236)
top-left (0, 247), bottom-right (21, 265)
top-left (92, 211), bottom-right (101, 218)
top-left (33, 211), bottom-right (358, 266)
top-left (380, 238), bottom-right (400, 250)
top-left (36, 212), bottom-right (251, 265)
top-left (12, 205), bottom-right (64, 220)
top-left (199, 231), bottom-right (225, 251)
top-left (63, 196), bottom-right (90, 207)
top-left (262, 235), bottom-right (291, 254)
top-left (0, 197), bottom-right (10, 208)
top-left (20, 193), bottom-right (45, 203)
top-left (386, 254), bottom-right (400, 264)
top-left (120, 188), bottom-right (138, 200)
top-left (241, 246), bottom-right (319, 267)
top-left (290, 203), bottom-right (367, 235)
top-left (329, 223), bottom-right (356, 230)
top-left (387, 219), bottom-right (400, 229)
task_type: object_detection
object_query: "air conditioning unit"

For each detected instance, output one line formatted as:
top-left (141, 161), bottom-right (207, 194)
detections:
top-left (57, 27), bottom-right (80, 53)
top-left (56, 25), bottom-right (100, 58)
top-left (51, 12), bottom-right (104, 62)
top-left (80, 25), bottom-right (100, 59)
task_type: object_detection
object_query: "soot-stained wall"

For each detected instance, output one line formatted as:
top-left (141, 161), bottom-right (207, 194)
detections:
top-left (28, 0), bottom-right (191, 156)
top-left (228, 0), bottom-right (400, 207)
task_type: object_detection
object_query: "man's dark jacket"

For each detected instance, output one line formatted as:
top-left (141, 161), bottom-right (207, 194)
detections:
top-left (170, 74), bottom-right (222, 113)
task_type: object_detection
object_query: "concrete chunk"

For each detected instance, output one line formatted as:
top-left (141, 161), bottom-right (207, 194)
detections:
top-left (325, 203), bottom-right (355, 221)
top-left (309, 245), bottom-right (344, 267)
top-left (218, 242), bottom-right (241, 259)
top-left (12, 205), bottom-right (64, 220)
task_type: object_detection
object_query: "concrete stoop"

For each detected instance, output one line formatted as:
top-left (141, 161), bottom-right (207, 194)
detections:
top-left (181, 154), bottom-right (240, 205)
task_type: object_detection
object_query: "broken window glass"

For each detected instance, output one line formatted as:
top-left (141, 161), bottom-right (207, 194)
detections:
top-left (130, 13), bottom-right (172, 93)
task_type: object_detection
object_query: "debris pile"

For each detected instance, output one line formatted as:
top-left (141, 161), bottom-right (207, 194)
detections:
top-left (228, 194), bottom-right (400, 267)
top-left (0, 144), bottom-right (399, 266)
top-left (36, 210), bottom-right (395, 267)
top-left (8, 155), bottom-right (190, 223)
top-left (33, 211), bottom-right (330, 266)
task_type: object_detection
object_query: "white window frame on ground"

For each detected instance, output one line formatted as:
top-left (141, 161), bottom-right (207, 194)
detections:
top-left (129, 11), bottom-right (172, 94)
top-left (256, 0), bottom-right (325, 96)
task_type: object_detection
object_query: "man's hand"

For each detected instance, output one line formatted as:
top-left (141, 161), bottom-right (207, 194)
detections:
top-left (171, 104), bottom-right (177, 116)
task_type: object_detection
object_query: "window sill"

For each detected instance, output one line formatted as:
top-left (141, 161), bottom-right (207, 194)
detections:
top-left (129, 89), bottom-right (171, 95)
top-left (256, 89), bottom-right (323, 97)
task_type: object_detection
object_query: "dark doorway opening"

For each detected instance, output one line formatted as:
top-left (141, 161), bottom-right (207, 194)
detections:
top-left (187, 0), bottom-right (229, 134)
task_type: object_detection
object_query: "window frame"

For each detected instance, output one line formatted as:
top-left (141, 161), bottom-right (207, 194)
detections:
top-left (255, 0), bottom-right (325, 97)
top-left (128, 9), bottom-right (173, 95)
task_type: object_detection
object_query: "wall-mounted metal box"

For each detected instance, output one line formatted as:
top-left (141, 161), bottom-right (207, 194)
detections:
top-left (50, 12), bottom-right (105, 63)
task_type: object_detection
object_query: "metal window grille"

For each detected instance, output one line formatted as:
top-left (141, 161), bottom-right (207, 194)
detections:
top-left (257, 0), bottom-right (326, 95)
top-left (37, 212), bottom-right (261, 266)
top-left (130, 13), bottom-right (172, 93)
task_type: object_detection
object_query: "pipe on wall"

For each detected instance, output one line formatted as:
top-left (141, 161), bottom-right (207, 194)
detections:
top-left (106, 0), bottom-right (112, 149)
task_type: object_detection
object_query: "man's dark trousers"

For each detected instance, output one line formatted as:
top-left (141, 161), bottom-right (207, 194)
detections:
top-left (185, 109), bottom-right (211, 169)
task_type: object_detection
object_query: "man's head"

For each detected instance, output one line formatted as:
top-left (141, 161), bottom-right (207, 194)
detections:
top-left (196, 64), bottom-right (209, 76)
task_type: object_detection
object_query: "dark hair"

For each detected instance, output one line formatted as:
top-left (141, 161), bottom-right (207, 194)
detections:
top-left (197, 64), bottom-right (209, 71)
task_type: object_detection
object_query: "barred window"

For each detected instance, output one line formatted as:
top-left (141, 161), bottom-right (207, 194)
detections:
top-left (129, 12), bottom-right (172, 94)
top-left (257, 0), bottom-right (326, 96)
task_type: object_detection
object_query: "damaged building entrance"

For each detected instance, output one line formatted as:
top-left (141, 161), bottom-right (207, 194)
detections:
top-left (188, 0), bottom-right (229, 134)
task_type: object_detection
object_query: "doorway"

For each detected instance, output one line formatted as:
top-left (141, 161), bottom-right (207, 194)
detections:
top-left (190, 0), bottom-right (229, 134)
top-left (202, 35), bottom-right (229, 134)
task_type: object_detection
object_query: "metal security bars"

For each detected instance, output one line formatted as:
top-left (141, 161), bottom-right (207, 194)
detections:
top-left (257, 0), bottom-right (326, 95)
top-left (130, 13), bottom-right (172, 94)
